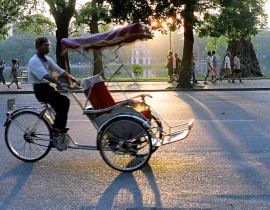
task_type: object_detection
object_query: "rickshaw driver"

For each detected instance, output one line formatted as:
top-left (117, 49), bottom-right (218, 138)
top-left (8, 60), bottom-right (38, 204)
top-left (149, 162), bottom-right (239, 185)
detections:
top-left (28, 36), bottom-right (75, 150)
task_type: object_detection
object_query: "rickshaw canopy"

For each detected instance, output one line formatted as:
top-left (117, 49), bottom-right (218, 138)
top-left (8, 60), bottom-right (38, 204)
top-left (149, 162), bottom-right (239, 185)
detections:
top-left (61, 23), bottom-right (152, 54)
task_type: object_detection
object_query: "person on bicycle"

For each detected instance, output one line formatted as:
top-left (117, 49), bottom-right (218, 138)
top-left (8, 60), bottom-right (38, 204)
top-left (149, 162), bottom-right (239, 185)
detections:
top-left (28, 36), bottom-right (75, 150)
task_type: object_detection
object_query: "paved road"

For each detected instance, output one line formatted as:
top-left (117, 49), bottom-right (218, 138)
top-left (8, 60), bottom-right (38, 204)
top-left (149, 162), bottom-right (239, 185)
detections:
top-left (1, 78), bottom-right (270, 93)
top-left (1, 91), bottom-right (270, 209)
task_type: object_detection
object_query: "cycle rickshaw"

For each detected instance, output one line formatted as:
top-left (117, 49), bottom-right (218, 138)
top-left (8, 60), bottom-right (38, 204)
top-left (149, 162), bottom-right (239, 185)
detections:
top-left (4, 23), bottom-right (193, 172)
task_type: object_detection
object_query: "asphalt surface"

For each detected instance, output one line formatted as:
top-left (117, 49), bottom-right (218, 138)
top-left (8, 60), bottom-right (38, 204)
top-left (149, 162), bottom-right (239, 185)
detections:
top-left (1, 81), bottom-right (270, 209)
top-left (1, 78), bottom-right (270, 93)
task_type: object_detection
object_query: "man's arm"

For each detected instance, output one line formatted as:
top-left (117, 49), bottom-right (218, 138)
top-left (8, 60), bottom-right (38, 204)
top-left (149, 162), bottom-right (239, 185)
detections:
top-left (43, 74), bottom-right (64, 87)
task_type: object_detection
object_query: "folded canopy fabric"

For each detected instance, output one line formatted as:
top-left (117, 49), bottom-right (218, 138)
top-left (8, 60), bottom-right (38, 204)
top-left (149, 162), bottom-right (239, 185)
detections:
top-left (61, 23), bottom-right (152, 54)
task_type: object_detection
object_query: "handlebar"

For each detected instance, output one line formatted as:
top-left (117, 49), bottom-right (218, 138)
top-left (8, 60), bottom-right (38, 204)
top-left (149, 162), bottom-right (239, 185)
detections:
top-left (58, 80), bottom-right (82, 92)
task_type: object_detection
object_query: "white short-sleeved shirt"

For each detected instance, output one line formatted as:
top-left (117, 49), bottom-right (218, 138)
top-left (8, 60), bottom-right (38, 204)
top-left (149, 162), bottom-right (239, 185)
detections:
top-left (173, 58), bottom-right (176, 68)
top-left (28, 54), bottom-right (65, 84)
top-left (224, 56), bottom-right (231, 69)
top-left (207, 56), bottom-right (213, 70)
top-left (234, 56), bottom-right (240, 69)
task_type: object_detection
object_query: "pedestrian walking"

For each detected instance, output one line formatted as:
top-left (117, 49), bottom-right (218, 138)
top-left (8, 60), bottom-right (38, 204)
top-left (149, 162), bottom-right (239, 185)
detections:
top-left (192, 54), bottom-right (198, 86)
top-left (204, 51), bottom-right (216, 84)
top-left (212, 50), bottom-right (219, 80)
top-left (166, 51), bottom-right (174, 83)
top-left (223, 52), bottom-right (232, 82)
top-left (0, 60), bottom-right (6, 86)
top-left (7, 59), bottom-right (21, 89)
top-left (232, 52), bottom-right (243, 83)
top-left (174, 53), bottom-right (181, 81)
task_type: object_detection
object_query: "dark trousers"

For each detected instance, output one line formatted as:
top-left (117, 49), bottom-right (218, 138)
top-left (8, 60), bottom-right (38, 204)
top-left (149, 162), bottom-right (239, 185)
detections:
top-left (33, 83), bottom-right (70, 130)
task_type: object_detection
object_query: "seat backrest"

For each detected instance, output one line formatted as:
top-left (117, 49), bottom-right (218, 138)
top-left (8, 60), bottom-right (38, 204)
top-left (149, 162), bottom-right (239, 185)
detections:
top-left (84, 81), bottom-right (116, 109)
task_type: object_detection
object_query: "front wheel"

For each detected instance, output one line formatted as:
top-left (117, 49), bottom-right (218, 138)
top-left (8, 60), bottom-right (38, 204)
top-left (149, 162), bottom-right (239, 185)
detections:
top-left (97, 116), bottom-right (152, 172)
top-left (5, 111), bottom-right (52, 162)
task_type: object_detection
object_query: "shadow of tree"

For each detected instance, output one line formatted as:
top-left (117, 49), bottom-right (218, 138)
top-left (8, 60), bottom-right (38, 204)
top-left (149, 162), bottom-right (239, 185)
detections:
top-left (0, 163), bottom-right (33, 209)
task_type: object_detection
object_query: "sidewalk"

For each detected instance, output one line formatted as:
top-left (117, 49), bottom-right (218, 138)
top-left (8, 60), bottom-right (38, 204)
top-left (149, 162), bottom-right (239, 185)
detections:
top-left (1, 79), bottom-right (270, 94)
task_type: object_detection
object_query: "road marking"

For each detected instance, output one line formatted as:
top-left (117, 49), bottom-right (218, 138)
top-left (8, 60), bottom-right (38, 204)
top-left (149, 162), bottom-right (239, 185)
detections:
top-left (185, 94), bottom-right (256, 122)
top-left (185, 93), bottom-right (209, 109)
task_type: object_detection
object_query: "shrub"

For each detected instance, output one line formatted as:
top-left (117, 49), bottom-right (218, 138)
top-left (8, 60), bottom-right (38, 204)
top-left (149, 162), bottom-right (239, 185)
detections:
top-left (131, 64), bottom-right (144, 78)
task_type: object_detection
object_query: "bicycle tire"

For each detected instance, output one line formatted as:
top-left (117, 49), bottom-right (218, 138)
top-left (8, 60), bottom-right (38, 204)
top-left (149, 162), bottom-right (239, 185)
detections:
top-left (5, 111), bottom-right (52, 162)
top-left (97, 116), bottom-right (152, 172)
top-left (150, 114), bottom-right (163, 153)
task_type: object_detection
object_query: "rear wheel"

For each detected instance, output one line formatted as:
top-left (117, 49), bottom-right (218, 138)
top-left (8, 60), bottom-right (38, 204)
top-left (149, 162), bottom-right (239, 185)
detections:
top-left (98, 116), bottom-right (152, 172)
top-left (5, 111), bottom-right (52, 162)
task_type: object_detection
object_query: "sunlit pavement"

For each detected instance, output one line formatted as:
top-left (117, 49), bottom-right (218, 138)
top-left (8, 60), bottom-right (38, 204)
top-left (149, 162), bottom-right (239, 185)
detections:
top-left (1, 91), bottom-right (270, 209)
top-left (1, 79), bottom-right (270, 93)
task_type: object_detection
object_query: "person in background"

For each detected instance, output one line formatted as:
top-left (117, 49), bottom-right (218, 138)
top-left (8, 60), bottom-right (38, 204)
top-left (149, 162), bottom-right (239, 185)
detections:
top-left (166, 51), bottom-right (174, 83)
top-left (204, 51), bottom-right (216, 84)
top-left (7, 59), bottom-right (21, 89)
top-left (223, 51), bottom-right (232, 82)
top-left (232, 52), bottom-right (243, 83)
top-left (174, 53), bottom-right (181, 81)
top-left (212, 50), bottom-right (219, 81)
top-left (192, 54), bottom-right (198, 86)
top-left (0, 60), bottom-right (6, 86)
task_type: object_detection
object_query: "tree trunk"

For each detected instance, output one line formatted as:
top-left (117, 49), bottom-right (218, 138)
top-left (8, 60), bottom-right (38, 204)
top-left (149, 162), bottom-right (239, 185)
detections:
top-left (223, 39), bottom-right (262, 77)
top-left (46, 0), bottom-right (76, 72)
top-left (90, 0), bottom-right (103, 76)
top-left (176, 19), bottom-right (193, 88)
top-left (56, 28), bottom-right (69, 71)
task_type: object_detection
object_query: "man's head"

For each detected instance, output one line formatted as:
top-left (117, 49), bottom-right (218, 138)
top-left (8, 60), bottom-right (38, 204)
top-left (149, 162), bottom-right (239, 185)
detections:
top-left (35, 37), bottom-right (50, 55)
top-left (174, 53), bottom-right (178, 57)
top-left (212, 50), bottom-right (215, 55)
top-left (12, 59), bottom-right (18, 64)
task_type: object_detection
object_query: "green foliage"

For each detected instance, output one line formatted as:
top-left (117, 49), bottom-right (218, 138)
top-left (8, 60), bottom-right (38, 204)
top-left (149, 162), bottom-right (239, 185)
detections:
top-left (15, 14), bottom-right (55, 36)
top-left (0, 31), bottom-right (55, 66)
top-left (206, 36), bottom-right (228, 56)
top-left (131, 64), bottom-right (144, 78)
top-left (76, 1), bottom-right (110, 25)
top-left (198, 0), bottom-right (267, 40)
top-left (0, 0), bottom-right (28, 39)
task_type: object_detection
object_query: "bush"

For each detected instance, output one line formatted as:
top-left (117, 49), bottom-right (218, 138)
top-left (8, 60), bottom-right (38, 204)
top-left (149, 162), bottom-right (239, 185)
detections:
top-left (131, 64), bottom-right (144, 78)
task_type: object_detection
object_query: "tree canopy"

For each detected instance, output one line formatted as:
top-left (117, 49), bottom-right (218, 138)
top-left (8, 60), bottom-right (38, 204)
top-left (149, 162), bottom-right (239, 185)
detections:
top-left (0, 0), bottom-right (28, 39)
top-left (198, 0), bottom-right (267, 40)
top-left (108, 0), bottom-right (268, 86)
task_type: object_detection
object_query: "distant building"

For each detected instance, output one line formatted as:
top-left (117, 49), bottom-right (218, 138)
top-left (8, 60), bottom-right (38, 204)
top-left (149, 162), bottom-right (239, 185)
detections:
top-left (130, 42), bottom-right (151, 65)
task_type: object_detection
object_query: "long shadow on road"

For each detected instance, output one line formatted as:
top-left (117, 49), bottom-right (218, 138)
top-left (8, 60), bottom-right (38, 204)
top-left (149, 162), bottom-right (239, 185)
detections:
top-left (0, 163), bottom-right (33, 209)
top-left (177, 91), bottom-right (270, 198)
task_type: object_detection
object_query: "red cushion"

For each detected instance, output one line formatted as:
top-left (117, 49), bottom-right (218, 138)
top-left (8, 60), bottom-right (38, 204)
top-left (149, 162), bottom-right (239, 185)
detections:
top-left (85, 82), bottom-right (151, 120)
top-left (84, 81), bottom-right (116, 109)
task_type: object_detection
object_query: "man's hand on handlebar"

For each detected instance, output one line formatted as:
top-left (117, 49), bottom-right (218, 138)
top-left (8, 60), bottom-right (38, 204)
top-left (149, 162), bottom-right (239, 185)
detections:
top-left (57, 80), bottom-right (81, 91)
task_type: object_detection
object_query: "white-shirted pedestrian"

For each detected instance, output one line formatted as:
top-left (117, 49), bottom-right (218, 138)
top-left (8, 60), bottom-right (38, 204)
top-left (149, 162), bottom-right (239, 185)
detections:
top-left (223, 52), bottom-right (232, 82)
top-left (232, 52), bottom-right (242, 83)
